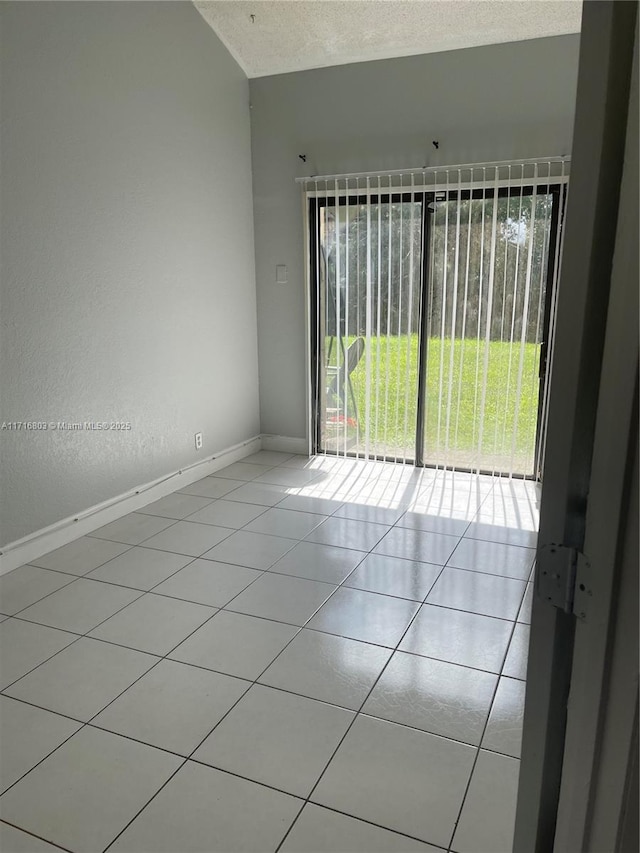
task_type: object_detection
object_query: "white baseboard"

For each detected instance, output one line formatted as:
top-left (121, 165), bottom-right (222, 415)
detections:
top-left (0, 435), bottom-right (262, 576)
top-left (260, 434), bottom-right (310, 455)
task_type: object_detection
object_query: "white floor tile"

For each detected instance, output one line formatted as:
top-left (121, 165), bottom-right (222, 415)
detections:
top-left (300, 484), bottom-right (368, 504)
top-left (193, 684), bottom-right (354, 796)
top-left (426, 568), bottom-right (526, 621)
top-left (396, 512), bottom-right (470, 537)
top-left (222, 481), bottom-right (290, 506)
top-left (109, 761), bottom-right (300, 853)
top-left (361, 462), bottom-right (426, 484)
top-left (202, 530), bottom-right (296, 570)
top-left (245, 507), bottom-right (326, 539)
top-left (492, 478), bottom-right (539, 500)
top-left (0, 727), bottom-right (181, 853)
top-left (363, 651), bottom-right (497, 745)
top-left (89, 512), bottom-right (175, 545)
top-left (87, 547), bottom-right (192, 590)
top-left (269, 541), bottom-right (365, 585)
top-left (93, 659), bottom-right (249, 756)
top-left (451, 750), bottom-right (520, 853)
top-left (29, 537), bottom-right (130, 576)
top-left (227, 573), bottom-right (336, 626)
top-left (344, 554), bottom-right (441, 602)
top-left (474, 507), bottom-right (538, 532)
top-left (418, 484), bottom-right (488, 507)
top-left (0, 566), bottom-right (76, 615)
top-left (305, 517), bottom-right (391, 551)
top-left (464, 521), bottom-right (538, 548)
top-left (254, 467), bottom-right (323, 487)
top-left (374, 528), bottom-right (459, 565)
top-left (279, 454), bottom-right (318, 468)
top-left (293, 457), bottom-right (358, 474)
top-left (352, 480), bottom-right (417, 508)
top-left (184, 499), bottom-right (267, 529)
top-left (244, 450), bottom-right (295, 466)
top-left (312, 715), bottom-right (475, 848)
top-left (170, 611), bottom-right (298, 680)
top-left (482, 676), bottom-right (525, 758)
top-left (0, 822), bottom-right (63, 852)
top-left (405, 502), bottom-right (473, 522)
top-left (215, 462), bottom-right (273, 481)
top-left (484, 485), bottom-right (539, 506)
top-left (153, 558), bottom-right (261, 608)
top-left (281, 803), bottom-right (441, 853)
top-left (399, 604), bottom-right (512, 673)
top-left (18, 578), bottom-right (141, 634)
top-left (411, 493), bottom-right (484, 519)
top-left (141, 521), bottom-right (233, 557)
top-left (138, 492), bottom-right (213, 518)
top-left (277, 493), bottom-right (344, 515)
top-left (448, 539), bottom-right (535, 580)
top-left (89, 593), bottom-right (215, 656)
top-left (259, 629), bottom-right (391, 710)
top-left (503, 623), bottom-right (530, 680)
top-left (333, 502), bottom-right (406, 525)
top-left (0, 696), bottom-right (81, 793)
top-left (307, 587), bottom-right (419, 647)
top-left (177, 477), bottom-right (245, 499)
top-left (4, 637), bottom-right (158, 721)
top-left (0, 619), bottom-right (77, 690)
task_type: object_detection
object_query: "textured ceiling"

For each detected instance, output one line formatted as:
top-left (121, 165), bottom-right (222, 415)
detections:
top-left (195, 0), bottom-right (582, 78)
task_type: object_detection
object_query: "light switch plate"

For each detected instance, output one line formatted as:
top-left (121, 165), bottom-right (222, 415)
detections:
top-left (276, 264), bottom-right (287, 284)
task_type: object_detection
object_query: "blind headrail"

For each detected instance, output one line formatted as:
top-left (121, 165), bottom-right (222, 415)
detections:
top-left (295, 156), bottom-right (571, 184)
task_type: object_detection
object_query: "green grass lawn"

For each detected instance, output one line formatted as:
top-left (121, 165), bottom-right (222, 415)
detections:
top-left (324, 334), bottom-right (542, 474)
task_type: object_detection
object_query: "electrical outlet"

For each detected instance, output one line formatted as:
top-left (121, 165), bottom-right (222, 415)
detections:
top-left (194, 432), bottom-right (203, 451)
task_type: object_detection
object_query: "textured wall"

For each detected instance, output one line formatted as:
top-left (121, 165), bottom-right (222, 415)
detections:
top-left (0, 2), bottom-right (260, 544)
top-left (250, 35), bottom-right (581, 441)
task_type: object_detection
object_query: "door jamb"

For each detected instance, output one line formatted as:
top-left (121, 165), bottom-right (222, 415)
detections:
top-left (513, 3), bottom-right (638, 849)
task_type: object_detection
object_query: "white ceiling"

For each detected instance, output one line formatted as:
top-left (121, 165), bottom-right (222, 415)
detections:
top-left (195, 0), bottom-right (582, 78)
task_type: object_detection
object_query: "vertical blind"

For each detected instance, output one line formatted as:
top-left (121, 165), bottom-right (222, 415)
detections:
top-left (302, 158), bottom-right (569, 478)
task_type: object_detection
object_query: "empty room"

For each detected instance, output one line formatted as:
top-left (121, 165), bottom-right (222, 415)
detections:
top-left (0, 2), bottom-right (637, 852)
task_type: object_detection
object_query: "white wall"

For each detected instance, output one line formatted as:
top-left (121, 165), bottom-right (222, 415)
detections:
top-left (0, 2), bottom-right (260, 544)
top-left (249, 35), bottom-right (581, 441)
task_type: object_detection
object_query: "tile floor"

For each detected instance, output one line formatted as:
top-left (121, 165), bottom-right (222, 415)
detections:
top-left (0, 452), bottom-right (538, 853)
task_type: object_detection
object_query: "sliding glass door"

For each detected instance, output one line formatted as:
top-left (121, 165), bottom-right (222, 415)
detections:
top-left (419, 185), bottom-right (561, 476)
top-left (309, 172), bottom-right (564, 478)
top-left (311, 193), bottom-right (423, 461)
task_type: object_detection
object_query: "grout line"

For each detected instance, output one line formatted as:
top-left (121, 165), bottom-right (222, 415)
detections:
top-left (0, 819), bottom-right (74, 852)
top-left (272, 801), bottom-right (451, 853)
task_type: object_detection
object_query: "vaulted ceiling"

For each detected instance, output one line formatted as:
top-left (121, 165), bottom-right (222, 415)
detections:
top-left (195, 0), bottom-right (582, 78)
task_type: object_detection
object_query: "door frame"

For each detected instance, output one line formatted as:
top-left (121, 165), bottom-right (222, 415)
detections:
top-left (514, 2), bottom-right (638, 849)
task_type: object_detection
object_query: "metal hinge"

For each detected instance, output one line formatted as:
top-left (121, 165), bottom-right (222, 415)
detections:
top-left (537, 543), bottom-right (592, 621)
